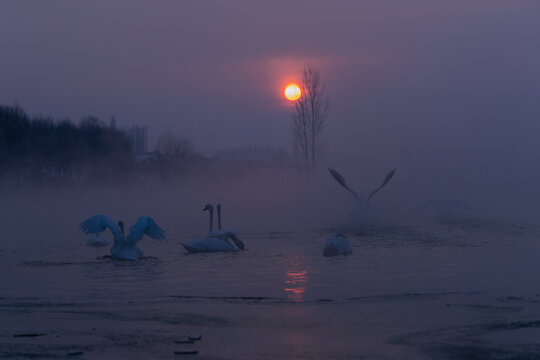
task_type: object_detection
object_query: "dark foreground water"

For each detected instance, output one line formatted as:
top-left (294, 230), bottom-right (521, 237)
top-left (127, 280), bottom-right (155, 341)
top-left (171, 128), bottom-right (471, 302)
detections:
top-left (3, 215), bottom-right (540, 359)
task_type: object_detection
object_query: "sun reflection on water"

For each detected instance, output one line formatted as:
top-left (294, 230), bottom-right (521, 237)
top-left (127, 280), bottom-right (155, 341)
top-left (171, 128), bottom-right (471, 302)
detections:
top-left (284, 256), bottom-right (309, 302)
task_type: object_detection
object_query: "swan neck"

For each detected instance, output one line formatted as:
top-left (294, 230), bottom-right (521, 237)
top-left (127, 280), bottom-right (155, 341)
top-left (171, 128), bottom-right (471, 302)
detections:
top-left (116, 221), bottom-right (125, 244)
top-left (208, 207), bottom-right (214, 232)
top-left (217, 205), bottom-right (222, 230)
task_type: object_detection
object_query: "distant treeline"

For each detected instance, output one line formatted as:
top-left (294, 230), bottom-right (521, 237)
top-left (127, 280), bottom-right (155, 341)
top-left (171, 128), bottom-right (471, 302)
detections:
top-left (0, 104), bottom-right (132, 183)
top-left (0, 104), bottom-right (293, 185)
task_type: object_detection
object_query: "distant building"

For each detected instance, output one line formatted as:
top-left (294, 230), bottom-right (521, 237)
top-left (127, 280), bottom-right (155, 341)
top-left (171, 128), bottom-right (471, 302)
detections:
top-left (128, 125), bottom-right (148, 155)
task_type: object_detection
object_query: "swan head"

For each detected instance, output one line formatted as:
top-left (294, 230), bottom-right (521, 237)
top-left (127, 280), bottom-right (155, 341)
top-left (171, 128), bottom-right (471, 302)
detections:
top-left (228, 233), bottom-right (245, 250)
top-left (118, 221), bottom-right (125, 235)
top-left (203, 204), bottom-right (213, 212)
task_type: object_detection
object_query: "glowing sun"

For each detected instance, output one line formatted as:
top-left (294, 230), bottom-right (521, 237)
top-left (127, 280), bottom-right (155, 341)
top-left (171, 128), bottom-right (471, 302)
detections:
top-left (284, 83), bottom-right (301, 101)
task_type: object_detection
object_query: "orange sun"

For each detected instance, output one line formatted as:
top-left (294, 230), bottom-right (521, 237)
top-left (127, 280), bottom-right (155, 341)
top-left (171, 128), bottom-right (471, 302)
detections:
top-left (284, 83), bottom-right (301, 101)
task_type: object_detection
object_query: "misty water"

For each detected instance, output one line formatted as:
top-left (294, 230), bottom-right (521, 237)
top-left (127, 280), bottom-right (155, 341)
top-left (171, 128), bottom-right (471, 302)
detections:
top-left (4, 219), bottom-right (540, 303)
top-left (3, 173), bottom-right (540, 360)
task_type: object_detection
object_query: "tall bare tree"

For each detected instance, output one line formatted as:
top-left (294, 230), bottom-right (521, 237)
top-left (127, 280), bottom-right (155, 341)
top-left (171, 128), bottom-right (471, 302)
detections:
top-left (291, 63), bottom-right (329, 171)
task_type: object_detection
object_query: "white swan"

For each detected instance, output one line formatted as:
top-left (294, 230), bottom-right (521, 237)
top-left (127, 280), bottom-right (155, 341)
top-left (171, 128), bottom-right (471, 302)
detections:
top-left (183, 231), bottom-right (245, 253)
top-left (80, 214), bottom-right (166, 260)
top-left (86, 232), bottom-right (109, 247)
top-left (323, 235), bottom-right (352, 257)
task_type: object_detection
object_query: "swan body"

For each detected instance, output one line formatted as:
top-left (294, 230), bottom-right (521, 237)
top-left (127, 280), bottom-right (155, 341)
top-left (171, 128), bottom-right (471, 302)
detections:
top-left (183, 231), bottom-right (245, 253)
top-left (86, 233), bottom-right (109, 247)
top-left (323, 235), bottom-right (352, 257)
top-left (80, 214), bottom-right (166, 260)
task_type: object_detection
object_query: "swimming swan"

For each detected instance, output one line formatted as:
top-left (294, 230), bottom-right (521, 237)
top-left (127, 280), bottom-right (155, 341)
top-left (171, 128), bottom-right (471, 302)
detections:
top-left (80, 214), bottom-right (166, 260)
top-left (183, 231), bottom-right (245, 253)
top-left (323, 235), bottom-right (352, 257)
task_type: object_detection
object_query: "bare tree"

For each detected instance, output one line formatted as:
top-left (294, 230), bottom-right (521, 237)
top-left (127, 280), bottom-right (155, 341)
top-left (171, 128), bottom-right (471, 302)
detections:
top-left (291, 63), bottom-right (329, 171)
top-left (155, 131), bottom-right (194, 164)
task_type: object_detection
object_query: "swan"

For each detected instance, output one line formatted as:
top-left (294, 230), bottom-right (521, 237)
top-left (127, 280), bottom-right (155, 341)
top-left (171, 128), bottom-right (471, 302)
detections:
top-left (183, 231), bottom-right (245, 253)
top-left (86, 232), bottom-right (109, 247)
top-left (323, 235), bottom-right (352, 257)
top-left (79, 214), bottom-right (166, 260)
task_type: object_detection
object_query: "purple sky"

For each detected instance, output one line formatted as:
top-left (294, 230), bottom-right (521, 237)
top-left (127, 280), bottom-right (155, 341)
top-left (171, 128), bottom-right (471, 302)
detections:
top-left (1, 1), bottom-right (539, 164)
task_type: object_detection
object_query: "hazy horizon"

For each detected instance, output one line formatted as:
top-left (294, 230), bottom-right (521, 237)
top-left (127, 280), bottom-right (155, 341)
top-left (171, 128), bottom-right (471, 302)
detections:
top-left (1, 1), bottom-right (540, 219)
top-left (1, 1), bottom-right (538, 156)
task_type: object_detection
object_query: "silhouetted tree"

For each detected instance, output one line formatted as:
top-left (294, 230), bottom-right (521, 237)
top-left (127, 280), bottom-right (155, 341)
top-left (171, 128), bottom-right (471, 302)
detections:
top-left (291, 63), bottom-right (329, 172)
top-left (0, 105), bottom-right (30, 160)
top-left (153, 131), bottom-right (196, 183)
top-left (155, 132), bottom-right (194, 163)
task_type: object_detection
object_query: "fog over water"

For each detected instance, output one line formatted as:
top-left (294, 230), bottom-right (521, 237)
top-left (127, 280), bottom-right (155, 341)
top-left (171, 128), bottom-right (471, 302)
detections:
top-left (2, 1), bottom-right (540, 359)
top-left (1, 1), bottom-right (539, 220)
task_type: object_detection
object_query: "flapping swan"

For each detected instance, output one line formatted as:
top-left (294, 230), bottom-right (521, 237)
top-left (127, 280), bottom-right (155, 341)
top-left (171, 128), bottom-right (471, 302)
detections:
top-left (80, 214), bottom-right (166, 260)
top-left (323, 235), bottom-right (352, 257)
top-left (86, 232), bottom-right (109, 247)
top-left (328, 168), bottom-right (397, 203)
top-left (183, 231), bottom-right (245, 253)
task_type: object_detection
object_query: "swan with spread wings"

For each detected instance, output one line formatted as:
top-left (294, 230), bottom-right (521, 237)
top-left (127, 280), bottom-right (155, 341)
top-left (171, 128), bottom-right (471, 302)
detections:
top-left (80, 214), bottom-right (166, 260)
top-left (328, 167), bottom-right (397, 203)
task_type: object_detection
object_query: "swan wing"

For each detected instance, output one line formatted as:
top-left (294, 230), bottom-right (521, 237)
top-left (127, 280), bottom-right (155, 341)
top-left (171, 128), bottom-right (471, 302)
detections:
top-left (80, 214), bottom-right (122, 241)
top-left (127, 216), bottom-right (166, 244)
top-left (368, 168), bottom-right (397, 201)
top-left (328, 168), bottom-right (358, 199)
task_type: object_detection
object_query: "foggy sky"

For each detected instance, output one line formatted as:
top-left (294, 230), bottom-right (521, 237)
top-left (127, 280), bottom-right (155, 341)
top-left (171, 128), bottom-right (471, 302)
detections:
top-left (0, 0), bottom-right (539, 168)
